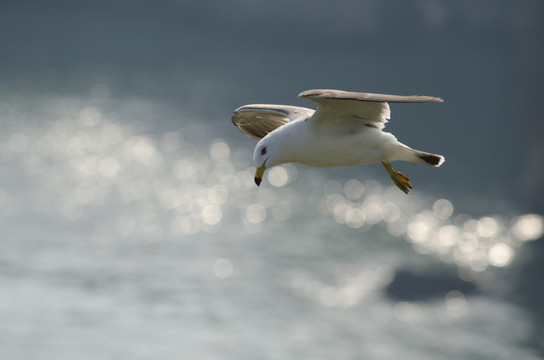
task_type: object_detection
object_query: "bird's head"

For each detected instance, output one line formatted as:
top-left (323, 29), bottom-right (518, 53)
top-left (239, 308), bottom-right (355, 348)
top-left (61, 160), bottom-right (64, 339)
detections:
top-left (252, 136), bottom-right (281, 186)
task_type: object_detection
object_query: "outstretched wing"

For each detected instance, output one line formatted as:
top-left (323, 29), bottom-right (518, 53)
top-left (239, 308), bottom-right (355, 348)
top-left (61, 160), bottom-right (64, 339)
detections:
top-left (299, 89), bottom-right (443, 130)
top-left (232, 104), bottom-right (314, 139)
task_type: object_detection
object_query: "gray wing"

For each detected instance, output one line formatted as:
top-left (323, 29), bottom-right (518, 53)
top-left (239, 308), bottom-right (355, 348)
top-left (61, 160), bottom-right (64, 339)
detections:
top-left (299, 89), bottom-right (443, 130)
top-left (232, 104), bottom-right (314, 139)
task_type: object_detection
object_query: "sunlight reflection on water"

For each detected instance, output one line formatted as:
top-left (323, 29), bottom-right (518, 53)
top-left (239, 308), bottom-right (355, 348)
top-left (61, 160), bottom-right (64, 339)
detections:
top-left (4, 97), bottom-right (544, 274)
top-left (312, 179), bottom-right (542, 276)
top-left (4, 102), bottom-right (301, 237)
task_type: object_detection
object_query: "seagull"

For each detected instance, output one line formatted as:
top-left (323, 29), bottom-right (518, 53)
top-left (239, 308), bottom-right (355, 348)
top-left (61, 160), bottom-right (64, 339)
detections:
top-left (231, 89), bottom-right (444, 193)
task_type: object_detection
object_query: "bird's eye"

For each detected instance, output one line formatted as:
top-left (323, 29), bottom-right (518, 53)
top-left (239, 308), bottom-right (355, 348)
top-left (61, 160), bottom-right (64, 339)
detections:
top-left (261, 147), bottom-right (267, 156)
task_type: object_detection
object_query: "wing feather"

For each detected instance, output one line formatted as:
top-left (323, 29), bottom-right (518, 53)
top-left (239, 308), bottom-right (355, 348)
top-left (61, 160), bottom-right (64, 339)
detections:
top-left (299, 89), bottom-right (443, 130)
top-left (232, 104), bottom-right (314, 139)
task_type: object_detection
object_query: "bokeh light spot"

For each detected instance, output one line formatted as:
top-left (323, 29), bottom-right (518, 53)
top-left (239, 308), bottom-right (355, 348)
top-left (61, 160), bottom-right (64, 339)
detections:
top-left (201, 204), bottom-right (222, 226)
top-left (437, 225), bottom-right (459, 247)
top-left (511, 214), bottom-right (544, 241)
top-left (244, 203), bottom-right (266, 224)
top-left (213, 258), bottom-right (233, 279)
top-left (210, 140), bottom-right (230, 160)
top-left (345, 208), bottom-right (366, 229)
top-left (489, 243), bottom-right (513, 267)
top-left (268, 166), bottom-right (289, 187)
top-left (129, 136), bottom-right (161, 167)
top-left (477, 216), bottom-right (499, 238)
top-left (407, 217), bottom-right (431, 244)
top-left (344, 179), bottom-right (365, 200)
top-left (433, 199), bottom-right (454, 220)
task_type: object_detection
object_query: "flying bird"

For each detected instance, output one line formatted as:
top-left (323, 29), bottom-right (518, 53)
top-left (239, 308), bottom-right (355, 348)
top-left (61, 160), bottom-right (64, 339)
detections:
top-left (231, 89), bottom-right (444, 193)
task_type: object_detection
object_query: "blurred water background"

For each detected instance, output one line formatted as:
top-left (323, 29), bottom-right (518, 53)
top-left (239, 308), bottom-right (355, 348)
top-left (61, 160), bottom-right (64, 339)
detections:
top-left (1, 1), bottom-right (544, 359)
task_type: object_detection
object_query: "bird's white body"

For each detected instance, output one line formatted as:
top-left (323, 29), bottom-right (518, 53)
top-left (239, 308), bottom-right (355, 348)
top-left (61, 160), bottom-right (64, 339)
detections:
top-left (259, 118), bottom-right (408, 168)
top-left (232, 89), bottom-right (444, 193)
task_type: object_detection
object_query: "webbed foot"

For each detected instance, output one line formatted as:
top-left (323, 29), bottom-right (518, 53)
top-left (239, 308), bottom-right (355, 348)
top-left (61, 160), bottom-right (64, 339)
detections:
top-left (381, 161), bottom-right (413, 194)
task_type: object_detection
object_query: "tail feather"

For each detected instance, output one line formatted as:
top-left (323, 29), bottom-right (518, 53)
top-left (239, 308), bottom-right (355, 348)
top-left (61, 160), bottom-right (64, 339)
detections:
top-left (415, 151), bottom-right (445, 167)
top-left (391, 144), bottom-right (445, 167)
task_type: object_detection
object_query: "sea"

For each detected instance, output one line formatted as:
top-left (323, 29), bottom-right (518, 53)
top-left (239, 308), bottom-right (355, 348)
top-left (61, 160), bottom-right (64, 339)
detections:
top-left (0, 87), bottom-right (542, 360)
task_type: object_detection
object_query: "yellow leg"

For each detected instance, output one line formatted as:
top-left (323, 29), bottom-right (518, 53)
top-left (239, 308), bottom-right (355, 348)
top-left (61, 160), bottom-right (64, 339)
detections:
top-left (381, 161), bottom-right (413, 194)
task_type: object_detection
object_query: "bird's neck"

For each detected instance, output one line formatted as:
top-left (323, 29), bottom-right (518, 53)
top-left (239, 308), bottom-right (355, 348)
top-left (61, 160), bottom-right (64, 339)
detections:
top-left (267, 121), bottom-right (309, 166)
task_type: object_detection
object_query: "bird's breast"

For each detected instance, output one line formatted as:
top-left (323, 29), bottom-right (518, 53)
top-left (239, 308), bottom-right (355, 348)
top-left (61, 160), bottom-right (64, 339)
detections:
top-left (285, 127), bottom-right (390, 168)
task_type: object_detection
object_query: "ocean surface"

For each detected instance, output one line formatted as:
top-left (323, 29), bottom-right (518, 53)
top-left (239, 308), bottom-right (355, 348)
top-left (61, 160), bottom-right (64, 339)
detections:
top-left (1, 91), bottom-right (542, 359)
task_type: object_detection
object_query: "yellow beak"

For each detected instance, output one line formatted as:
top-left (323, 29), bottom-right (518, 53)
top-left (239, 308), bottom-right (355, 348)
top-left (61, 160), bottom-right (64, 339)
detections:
top-left (254, 161), bottom-right (266, 186)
